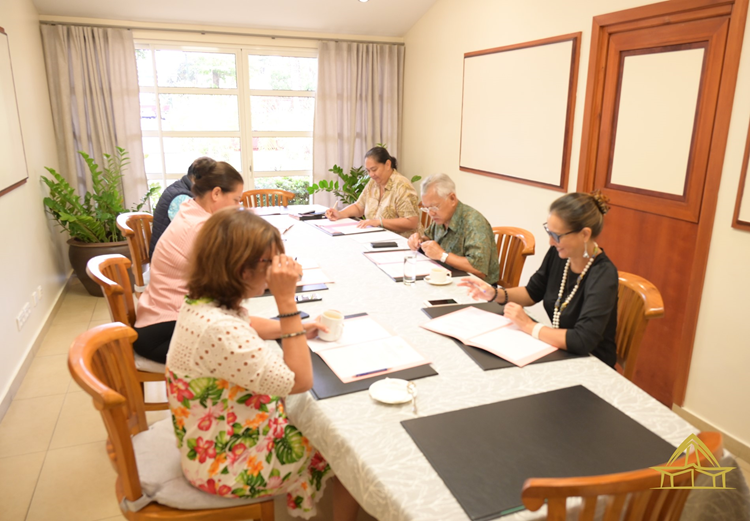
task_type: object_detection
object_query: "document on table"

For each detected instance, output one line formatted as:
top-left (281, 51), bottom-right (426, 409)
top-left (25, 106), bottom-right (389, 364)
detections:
top-left (319, 221), bottom-right (384, 236)
top-left (364, 250), bottom-right (429, 265)
top-left (298, 267), bottom-right (334, 286)
top-left (261, 215), bottom-right (296, 234)
top-left (421, 306), bottom-right (556, 367)
top-left (295, 257), bottom-right (319, 270)
top-left (250, 206), bottom-right (284, 216)
top-left (378, 259), bottom-right (441, 280)
top-left (349, 230), bottom-right (405, 243)
top-left (310, 314), bottom-right (431, 383)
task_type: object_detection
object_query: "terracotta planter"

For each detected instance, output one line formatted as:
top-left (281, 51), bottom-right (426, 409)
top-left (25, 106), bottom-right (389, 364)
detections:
top-left (67, 239), bottom-right (132, 297)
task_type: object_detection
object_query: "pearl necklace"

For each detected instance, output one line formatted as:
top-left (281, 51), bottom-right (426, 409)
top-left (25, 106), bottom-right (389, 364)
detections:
top-left (552, 245), bottom-right (598, 328)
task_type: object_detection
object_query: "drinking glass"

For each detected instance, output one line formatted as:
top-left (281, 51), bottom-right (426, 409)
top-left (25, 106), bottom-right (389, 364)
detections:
top-left (403, 252), bottom-right (418, 285)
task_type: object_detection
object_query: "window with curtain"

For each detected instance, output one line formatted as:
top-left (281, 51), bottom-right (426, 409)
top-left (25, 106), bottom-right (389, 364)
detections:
top-left (135, 43), bottom-right (317, 204)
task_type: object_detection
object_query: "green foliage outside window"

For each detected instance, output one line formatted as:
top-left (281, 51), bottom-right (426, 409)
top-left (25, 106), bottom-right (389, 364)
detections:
top-left (254, 177), bottom-right (311, 205)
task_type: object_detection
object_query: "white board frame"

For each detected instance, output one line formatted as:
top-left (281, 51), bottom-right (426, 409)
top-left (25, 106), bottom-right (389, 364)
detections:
top-left (0, 28), bottom-right (29, 198)
top-left (459, 33), bottom-right (581, 192)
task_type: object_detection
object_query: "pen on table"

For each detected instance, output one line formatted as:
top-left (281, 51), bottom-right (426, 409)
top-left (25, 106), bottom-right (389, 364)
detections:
top-left (354, 368), bottom-right (389, 378)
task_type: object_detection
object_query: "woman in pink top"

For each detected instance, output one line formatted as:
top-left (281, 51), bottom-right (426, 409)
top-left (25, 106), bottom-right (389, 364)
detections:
top-left (133, 159), bottom-right (245, 363)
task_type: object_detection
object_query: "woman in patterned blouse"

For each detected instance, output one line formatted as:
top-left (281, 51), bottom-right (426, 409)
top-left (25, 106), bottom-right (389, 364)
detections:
top-left (166, 207), bottom-right (360, 520)
top-left (325, 147), bottom-right (420, 237)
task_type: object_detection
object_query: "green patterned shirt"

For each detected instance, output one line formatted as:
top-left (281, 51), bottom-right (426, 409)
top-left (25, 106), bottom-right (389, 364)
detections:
top-left (425, 201), bottom-right (499, 284)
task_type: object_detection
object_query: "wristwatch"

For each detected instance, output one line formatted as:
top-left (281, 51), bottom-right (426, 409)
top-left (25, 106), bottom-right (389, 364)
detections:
top-left (440, 251), bottom-right (449, 263)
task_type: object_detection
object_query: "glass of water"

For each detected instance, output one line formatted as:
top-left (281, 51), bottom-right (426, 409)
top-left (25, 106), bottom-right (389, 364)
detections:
top-left (403, 251), bottom-right (418, 285)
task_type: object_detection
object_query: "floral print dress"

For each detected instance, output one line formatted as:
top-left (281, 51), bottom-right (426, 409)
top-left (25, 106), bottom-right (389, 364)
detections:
top-left (165, 298), bottom-right (332, 518)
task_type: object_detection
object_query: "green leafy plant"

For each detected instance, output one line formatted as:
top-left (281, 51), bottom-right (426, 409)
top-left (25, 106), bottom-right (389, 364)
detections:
top-left (41, 147), bottom-right (158, 243)
top-left (307, 144), bottom-right (421, 206)
top-left (254, 176), bottom-right (311, 204)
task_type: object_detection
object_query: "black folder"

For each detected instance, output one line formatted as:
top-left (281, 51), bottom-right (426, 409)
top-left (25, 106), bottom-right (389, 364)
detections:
top-left (401, 385), bottom-right (677, 520)
top-left (309, 313), bottom-right (438, 400)
top-left (422, 302), bottom-right (581, 370)
top-left (258, 283), bottom-right (328, 298)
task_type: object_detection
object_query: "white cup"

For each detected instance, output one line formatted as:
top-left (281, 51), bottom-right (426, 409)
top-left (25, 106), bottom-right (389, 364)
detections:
top-left (429, 268), bottom-right (452, 284)
top-left (318, 309), bottom-right (344, 341)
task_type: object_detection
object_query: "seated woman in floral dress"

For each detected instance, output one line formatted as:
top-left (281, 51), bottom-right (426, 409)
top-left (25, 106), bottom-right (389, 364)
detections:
top-left (165, 207), bottom-right (359, 520)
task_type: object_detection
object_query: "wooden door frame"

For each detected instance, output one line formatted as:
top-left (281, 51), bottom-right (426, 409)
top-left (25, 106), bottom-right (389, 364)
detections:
top-left (577, 0), bottom-right (749, 405)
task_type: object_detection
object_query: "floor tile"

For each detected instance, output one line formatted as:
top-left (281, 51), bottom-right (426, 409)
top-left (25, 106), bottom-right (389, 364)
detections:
top-left (0, 395), bottom-right (65, 458)
top-left (49, 391), bottom-right (108, 450)
top-left (0, 451), bottom-right (46, 521)
top-left (15, 354), bottom-right (71, 399)
top-left (91, 298), bottom-right (113, 322)
top-left (36, 320), bottom-right (92, 357)
top-left (26, 441), bottom-right (121, 521)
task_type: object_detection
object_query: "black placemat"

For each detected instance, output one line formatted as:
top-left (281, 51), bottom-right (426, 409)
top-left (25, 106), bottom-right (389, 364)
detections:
top-left (309, 313), bottom-right (438, 399)
top-left (258, 283), bottom-right (328, 298)
top-left (421, 302), bottom-right (580, 370)
top-left (401, 385), bottom-right (677, 520)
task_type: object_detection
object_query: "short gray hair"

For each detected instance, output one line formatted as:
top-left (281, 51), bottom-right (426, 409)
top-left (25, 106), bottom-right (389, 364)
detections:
top-left (421, 173), bottom-right (456, 198)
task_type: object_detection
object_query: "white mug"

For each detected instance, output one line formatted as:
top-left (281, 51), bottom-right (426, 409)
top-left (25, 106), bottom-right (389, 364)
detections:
top-left (429, 267), bottom-right (452, 284)
top-left (318, 309), bottom-right (344, 341)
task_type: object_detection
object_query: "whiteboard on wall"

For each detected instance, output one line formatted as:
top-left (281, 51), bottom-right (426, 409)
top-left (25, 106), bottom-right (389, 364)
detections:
top-left (459, 33), bottom-right (581, 191)
top-left (0, 28), bottom-right (29, 198)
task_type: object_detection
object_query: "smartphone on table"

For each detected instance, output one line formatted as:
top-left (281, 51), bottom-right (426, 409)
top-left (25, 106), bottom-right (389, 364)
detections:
top-left (423, 298), bottom-right (458, 307)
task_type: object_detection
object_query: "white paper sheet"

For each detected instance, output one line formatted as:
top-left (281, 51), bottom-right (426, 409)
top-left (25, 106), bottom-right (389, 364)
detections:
top-left (298, 268), bottom-right (334, 286)
top-left (311, 217), bottom-right (357, 227)
top-left (262, 215), bottom-right (296, 234)
top-left (320, 222), bottom-right (384, 235)
top-left (469, 325), bottom-right (557, 367)
top-left (349, 230), bottom-right (405, 243)
top-left (295, 257), bottom-right (320, 270)
top-left (307, 315), bottom-right (393, 353)
top-left (317, 336), bottom-right (429, 383)
top-left (365, 251), bottom-right (428, 265)
top-left (378, 260), bottom-right (441, 279)
top-left (421, 306), bottom-right (512, 343)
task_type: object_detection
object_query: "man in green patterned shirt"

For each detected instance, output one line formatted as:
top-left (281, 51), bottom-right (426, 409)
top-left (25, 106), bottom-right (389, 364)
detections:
top-left (408, 173), bottom-right (499, 284)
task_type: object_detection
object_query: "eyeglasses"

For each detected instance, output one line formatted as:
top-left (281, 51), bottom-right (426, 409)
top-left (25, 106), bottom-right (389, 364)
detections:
top-left (543, 222), bottom-right (580, 243)
top-left (420, 199), bottom-right (446, 214)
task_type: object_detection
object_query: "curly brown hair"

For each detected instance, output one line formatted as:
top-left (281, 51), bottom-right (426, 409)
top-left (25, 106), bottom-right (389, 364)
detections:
top-left (187, 207), bottom-right (284, 309)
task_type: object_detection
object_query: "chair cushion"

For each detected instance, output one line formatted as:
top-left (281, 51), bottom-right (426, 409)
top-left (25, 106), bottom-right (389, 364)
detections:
top-left (134, 354), bottom-right (166, 374)
top-left (127, 418), bottom-right (267, 511)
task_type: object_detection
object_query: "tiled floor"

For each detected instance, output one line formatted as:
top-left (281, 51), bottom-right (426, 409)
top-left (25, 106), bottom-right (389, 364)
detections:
top-left (0, 277), bottom-right (375, 521)
top-left (1, 276), bottom-right (748, 520)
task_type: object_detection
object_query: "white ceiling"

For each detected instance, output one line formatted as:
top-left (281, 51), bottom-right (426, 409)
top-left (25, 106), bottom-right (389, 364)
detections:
top-left (32, 0), bottom-right (438, 38)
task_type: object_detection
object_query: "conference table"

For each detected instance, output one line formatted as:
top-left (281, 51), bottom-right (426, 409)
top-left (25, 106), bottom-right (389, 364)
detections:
top-left (242, 208), bottom-right (750, 521)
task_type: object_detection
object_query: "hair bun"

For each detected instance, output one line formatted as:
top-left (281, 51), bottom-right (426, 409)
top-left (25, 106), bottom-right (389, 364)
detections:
top-left (590, 190), bottom-right (610, 215)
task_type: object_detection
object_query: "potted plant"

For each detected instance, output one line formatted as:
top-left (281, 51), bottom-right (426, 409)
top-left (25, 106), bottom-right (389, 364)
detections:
top-left (307, 145), bottom-right (421, 207)
top-left (42, 147), bottom-right (157, 296)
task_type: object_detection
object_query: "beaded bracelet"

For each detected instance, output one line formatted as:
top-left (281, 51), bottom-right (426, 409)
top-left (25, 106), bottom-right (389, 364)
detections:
top-left (499, 287), bottom-right (509, 305)
top-left (488, 286), bottom-right (498, 302)
top-left (280, 330), bottom-right (306, 339)
top-left (277, 311), bottom-right (301, 318)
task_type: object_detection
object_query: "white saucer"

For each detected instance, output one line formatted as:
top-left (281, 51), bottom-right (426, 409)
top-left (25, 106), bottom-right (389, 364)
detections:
top-left (424, 275), bottom-right (452, 286)
top-left (369, 378), bottom-right (414, 404)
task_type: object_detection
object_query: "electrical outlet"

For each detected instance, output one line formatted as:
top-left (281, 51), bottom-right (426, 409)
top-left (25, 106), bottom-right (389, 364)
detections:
top-left (16, 302), bottom-right (31, 331)
top-left (37, 285), bottom-right (43, 301)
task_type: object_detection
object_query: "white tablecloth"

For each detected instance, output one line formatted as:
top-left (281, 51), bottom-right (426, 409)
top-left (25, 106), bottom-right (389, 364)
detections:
top-left (242, 217), bottom-right (750, 521)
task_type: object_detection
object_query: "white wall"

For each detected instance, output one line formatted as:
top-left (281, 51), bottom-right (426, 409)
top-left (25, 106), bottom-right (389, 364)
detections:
top-left (0, 0), bottom-right (68, 407)
top-left (402, 0), bottom-right (750, 447)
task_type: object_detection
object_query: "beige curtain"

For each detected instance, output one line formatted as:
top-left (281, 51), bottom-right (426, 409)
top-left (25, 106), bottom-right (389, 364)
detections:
top-left (41, 24), bottom-right (147, 208)
top-left (313, 41), bottom-right (405, 208)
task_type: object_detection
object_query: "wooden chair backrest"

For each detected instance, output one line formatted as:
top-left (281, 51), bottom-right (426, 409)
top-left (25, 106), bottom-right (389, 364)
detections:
top-left (68, 323), bottom-right (149, 502)
top-left (242, 189), bottom-right (295, 208)
top-left (616, 271), bottom-right (665, 381)
top-left (522, 431), bottom-right (723, 521)
top-left (418, 202), bottom-right (433, 230)
top-left (116, 212), bottom-right (153, 292)
top-left (86, 254), bottom-right (137, 327)
top-left (492, 227), bottom-right (536, 288)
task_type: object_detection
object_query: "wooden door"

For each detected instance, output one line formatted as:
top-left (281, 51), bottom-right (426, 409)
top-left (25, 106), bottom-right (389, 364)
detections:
top-left (578, 0), bottom-right (748, 405)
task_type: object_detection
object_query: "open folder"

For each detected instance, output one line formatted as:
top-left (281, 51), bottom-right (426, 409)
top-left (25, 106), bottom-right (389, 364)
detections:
top-left (421, 306), bottom-right (556, 367)
top-left (312, 218), bottom-right (385, 236)
top-left (308, 314), bottom-right (431, 383)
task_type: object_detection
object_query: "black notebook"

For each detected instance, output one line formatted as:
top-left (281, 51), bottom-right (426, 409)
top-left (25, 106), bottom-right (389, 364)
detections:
top-left (401, 385), bottom-right (677, 520)
top-left (422, 302), bottom-right (581, 370)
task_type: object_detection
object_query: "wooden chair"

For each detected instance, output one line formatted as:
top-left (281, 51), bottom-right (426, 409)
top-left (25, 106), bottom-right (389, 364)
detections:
top-left (242, 189), bottom-right (294, 208)
top-left (69, 323), bottom-right (275, 521)
top-left (117, 212), bottom-right (153, 297)
top-left (418, 202), bottom-right (433, 230)
top-left (86, 254), bottom-right (168, 411)
top-left (616, 272), bottom-right (665, 381)
top-left (492, 227), bottom-right (535, 288)
top-left (522, 431), bottom-right (723, 521)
